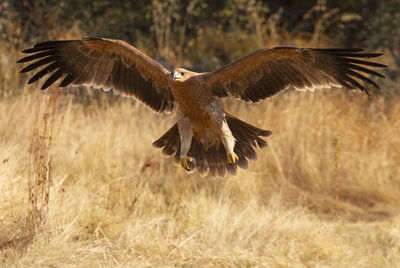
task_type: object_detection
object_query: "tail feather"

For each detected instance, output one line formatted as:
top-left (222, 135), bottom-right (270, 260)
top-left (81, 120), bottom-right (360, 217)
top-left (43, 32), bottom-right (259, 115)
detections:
top-left (162, 136), bottom-right (179, 156)
top-left (152, 114), bottom-right (273, 176)
top-left (217, 146), bottom-right (228, 177)
top-left (174, 146), bottom-right (181, 164)
top-left (234, 144), bottom-right (250, 169)
top-left (237, 141), bottom-right (257, 161)
top-left (205, 147), bottom-right (218, 176)
top-left (189, 139), bottom-right (208, 176)
top-left (153, 124), bottom-right (179, 151)
top-left (256, 137), bottom-right (268, 148)
top-left (226, 161), bottom-right (238, 175)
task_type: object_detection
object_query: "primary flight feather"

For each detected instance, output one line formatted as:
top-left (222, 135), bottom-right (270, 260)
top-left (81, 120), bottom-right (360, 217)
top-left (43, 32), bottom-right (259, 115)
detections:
top-left (18, 37), bottom-right (386, 176)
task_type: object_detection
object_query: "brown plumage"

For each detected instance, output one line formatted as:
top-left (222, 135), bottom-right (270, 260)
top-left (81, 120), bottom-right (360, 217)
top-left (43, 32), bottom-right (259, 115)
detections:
top-left (19, 38), bottom-right (174, 113)
top-left (18, 37), bottom-right (386, 176)
top-left (153, 114), bottom-right (272, 177)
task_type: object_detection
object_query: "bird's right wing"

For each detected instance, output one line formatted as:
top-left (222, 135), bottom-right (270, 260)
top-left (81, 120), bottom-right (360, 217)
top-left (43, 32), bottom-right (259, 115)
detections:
top-left (18, 38), bottom-right (175, 113)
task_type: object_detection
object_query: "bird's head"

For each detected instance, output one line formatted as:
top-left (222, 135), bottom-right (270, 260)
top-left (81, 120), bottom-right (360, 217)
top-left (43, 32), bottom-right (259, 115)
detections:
top-left (172, 68), bottom-right (195, 82)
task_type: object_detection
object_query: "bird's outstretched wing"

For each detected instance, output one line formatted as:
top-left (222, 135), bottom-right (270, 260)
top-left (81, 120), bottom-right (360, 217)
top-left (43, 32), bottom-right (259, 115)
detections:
top-left (202, 47), bottom-right (386, 101)
top-left (18, 38), bottom-right (175, 113)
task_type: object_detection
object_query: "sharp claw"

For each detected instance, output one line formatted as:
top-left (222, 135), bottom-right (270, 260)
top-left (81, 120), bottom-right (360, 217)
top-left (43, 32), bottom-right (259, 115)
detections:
top-left (180, 156), bottom-right (194, 171)
top-left (227, 152), bottom-right (239, 164)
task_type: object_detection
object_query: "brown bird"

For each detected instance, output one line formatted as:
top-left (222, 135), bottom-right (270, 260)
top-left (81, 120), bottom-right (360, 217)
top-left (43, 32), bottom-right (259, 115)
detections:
top-left (18, 37), bottom-right (386, 176)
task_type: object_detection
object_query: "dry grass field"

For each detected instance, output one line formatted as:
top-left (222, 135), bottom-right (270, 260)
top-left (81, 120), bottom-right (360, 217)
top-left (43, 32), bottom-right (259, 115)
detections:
top-left (0, 81), bottom-right (399, 266)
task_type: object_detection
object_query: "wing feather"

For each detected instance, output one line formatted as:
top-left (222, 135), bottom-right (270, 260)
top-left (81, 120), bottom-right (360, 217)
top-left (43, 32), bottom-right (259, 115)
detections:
top-left (28, 62), bottom-right (59, 84)
top-left (20, 56), bottom-right (57, 73)
top-left (60, 73), bottom-right (78, 87)
top-left (42, 68), bottom-right (64, 90)
top-left (18, 38), bottom-right (174, 113)
top-left (202, 47), bottom-right (386, 101)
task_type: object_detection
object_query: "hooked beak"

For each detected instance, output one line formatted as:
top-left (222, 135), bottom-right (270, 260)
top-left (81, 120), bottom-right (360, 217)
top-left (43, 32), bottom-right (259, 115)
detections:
top-left (173, 71), bottom-right (183, 81)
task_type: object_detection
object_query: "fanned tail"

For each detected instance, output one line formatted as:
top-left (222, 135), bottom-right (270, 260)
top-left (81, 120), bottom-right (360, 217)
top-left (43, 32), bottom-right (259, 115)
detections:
top-left (152, 114), bottom-right (272, 176)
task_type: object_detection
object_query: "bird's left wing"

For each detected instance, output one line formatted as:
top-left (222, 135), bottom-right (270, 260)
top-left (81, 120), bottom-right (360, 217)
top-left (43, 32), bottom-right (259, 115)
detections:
top-left (18, 38), bottom-right (175, 113)
top-left (201, 47), bottom-right (386, 101)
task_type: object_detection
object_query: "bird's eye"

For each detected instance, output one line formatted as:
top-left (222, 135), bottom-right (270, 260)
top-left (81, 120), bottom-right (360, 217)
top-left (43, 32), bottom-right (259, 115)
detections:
top-left (181, 72), bottom-right (184, 76)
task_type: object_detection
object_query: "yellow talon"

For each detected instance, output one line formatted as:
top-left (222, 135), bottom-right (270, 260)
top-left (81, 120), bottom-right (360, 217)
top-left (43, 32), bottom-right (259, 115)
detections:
top-left (180, 156), bottom-right (194, 171)
top-left (227, 152), bottom-right (239, 164)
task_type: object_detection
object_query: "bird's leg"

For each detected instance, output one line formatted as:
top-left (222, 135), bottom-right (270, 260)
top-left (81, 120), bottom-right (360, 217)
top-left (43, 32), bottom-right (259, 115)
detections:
top-left (177, 111), bottom-right (195, 171)
top-left (220, 119), bottom-right (238, 164)
top-left (208, 101), bottom-right (238, 164)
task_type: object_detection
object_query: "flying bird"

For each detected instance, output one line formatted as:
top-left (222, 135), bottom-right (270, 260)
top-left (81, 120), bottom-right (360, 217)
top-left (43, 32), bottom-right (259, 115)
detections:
top-left (18, 38), bottom-right (386, 176)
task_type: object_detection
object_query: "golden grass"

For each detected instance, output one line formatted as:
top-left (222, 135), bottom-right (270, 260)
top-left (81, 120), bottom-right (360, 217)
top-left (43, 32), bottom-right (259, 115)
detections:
top-left (0, 86), bottom-right (399, 267)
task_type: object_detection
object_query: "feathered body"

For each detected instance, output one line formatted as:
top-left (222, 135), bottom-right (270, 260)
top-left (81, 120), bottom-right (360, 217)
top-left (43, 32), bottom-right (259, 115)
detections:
top-left (170, 71), bottom-right (227, 149)
top-left (18, 37), bottom-right (386, 176)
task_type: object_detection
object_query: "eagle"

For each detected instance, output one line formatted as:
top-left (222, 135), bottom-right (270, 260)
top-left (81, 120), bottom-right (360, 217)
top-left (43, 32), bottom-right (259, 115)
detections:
top-left (18, 37), bottom-right (386, 176)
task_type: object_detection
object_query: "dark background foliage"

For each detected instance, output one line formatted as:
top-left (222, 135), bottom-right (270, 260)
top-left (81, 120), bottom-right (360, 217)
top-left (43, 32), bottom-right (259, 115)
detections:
top-left (3, 0), bottom-right (399, 67)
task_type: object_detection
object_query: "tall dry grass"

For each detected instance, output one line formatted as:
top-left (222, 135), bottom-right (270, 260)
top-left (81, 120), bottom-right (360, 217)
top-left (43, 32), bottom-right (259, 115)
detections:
top-left (0, 84), bottom-right (399, 266)
top-left (1, 3), bottom-right (399, 265)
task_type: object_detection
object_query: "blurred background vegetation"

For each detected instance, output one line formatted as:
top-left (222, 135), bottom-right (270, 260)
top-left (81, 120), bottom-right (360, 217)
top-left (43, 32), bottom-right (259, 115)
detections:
top-left (2, 0), bottom-right (400, 67)
top-left (1, 0), bottom-right (398, 98)
top-left (1, 2), bottom-right (399, 265)
top-left (0, 0), bottom-right (398, 98)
